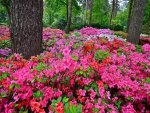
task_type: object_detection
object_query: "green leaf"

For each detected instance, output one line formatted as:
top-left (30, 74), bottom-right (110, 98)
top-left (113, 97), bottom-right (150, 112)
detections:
top-left (52, 99), bottom-right (57, 104)
top-left (14, 104), bottom-right (18, 107)
top-left (94, 50), bottom-right (109, 62)
top-left (77, 104), bottom-right (82, 113)
top-left (9, 83), bottom-right (15, 90)
top-left (64, 103), bottom-right (70, 113)
top-left (36, 63), bottom-right (47, 72)
top-left (15, 84), bottom-right (21, 89)
top-left (0, 92), bottom-right (7, 98)
top-left (104, 84), bottom-right (108, 90)
top-left (93, 108), bottom-right (99, 112)
top-left (115, 100), bottom-right (122, 110)
top-left (2, 73), bottom-right (10, 79)
top-left (62, 97), bottom-right (69, 103)
top-left (145, 77), bottom-right (150, 84)
top-left (126, 96), bottom-right (132, 101)
top-left (75, 71), bottom-right (80, 75)
top-left (57, 97), bottom-right (62, 102)
top-left (72, 55), bottom-right (78, 61)
top-left (80, 70), bottom-right (83, 74)
top-left (33, 90), bottom-right (43, 98)
top-left (70, 104), bottom-right (76, 113)
top-left (37, 78), bottom-right (47, 83)
top-left (23, 110), bottom-right (28, 113)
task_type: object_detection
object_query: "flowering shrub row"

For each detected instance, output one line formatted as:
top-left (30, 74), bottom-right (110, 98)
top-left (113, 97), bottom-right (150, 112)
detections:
top-left (0, 29), bottom-right (150, 113)
top-left (80, 27), bottom-right (113, 37)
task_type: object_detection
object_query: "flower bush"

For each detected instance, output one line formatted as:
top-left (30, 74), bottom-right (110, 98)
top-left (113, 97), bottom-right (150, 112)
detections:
top-left (0, 26), bottom-right (150, 113)
top-left (80, 27), bottom-right (113, 37)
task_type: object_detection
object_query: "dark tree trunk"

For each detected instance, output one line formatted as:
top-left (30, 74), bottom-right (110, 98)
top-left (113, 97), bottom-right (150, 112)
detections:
top-left (10, 0), bottom-right (43, 59)
top-left (110, 0), bottom-right (115, 25)
top-left (82, 0), bottom-right (85, 25)
top-left (66, 0), bottom-right (68, 22)
top-left (114, 0), bottom-right (118, 17)
top-left (89, 0), bottom-right (93, 26)
top-left (65, 0), bottom-right (72, 33)
top-left (127, 0), bottom-right (147, 44)
top-left (127, 0), bottom-right (134, 32)
top-left (84, 0), bottom-right (88, 26)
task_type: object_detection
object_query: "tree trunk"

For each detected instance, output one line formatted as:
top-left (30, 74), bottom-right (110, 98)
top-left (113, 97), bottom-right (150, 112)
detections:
top-left (110, 0), bottom-right (115, 25)
top-left (114, 0), bottom-right (118, 17)
top-left (82, 0), bottom-right (85, 25)
top-left (65, 0), bottom-right (72, 33)
top-left (89, 0), bottom-right (93, 26)
top-left (66, 0), bottom-right (68, 22)
top-left (127, 0), bottom-right (147, 44)
top-left (127, 0), bottom-right (134, 32)
top-left (84, 0), bottom-right (88, 26)
top-left (10, 0), bottom-right (43, 59)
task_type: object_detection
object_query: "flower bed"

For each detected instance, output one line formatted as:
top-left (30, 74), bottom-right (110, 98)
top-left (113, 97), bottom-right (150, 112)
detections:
top-left (0, 29), bottom-right (150, 113)
top-left (80, 27), bottom-right (113, 37)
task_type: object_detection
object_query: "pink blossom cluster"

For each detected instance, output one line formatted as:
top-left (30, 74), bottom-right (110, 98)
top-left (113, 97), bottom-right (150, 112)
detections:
top-left (43, 28), bottom-right (65, 41)
top-left (80, 27), bottom-right (113, 37)
top-left (0, 26), bottom-right (9, 37)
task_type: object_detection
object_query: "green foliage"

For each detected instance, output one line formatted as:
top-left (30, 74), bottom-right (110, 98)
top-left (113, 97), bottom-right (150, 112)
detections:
top-left (93, 108), bottom-right (99, 113)
top-left (115, 100), bottom-right (122, 110)
top-left (9, 83), bottom-right (21, 90)
top-left (0, 0), bottom-right (9, 24)
top-left (94, 50), bottom-right (109, 62)
top-left (72, 54), bottom-right (78, 61)
top-left (135, 45), bottom-right (142, 53)
top-left (0, 40), bottom-right (11, 49)
top-left (33, 90), bottom-right (44, 98)
top-left (0, 92), bottom-right (7, 98)
top-left (51, 97), bottom-right (82, 113)
top-left (0, 72), bottom-right (10, 80)
top-left (35, 62), bottom-right (47, 72)
top-left (145, 77), bottom-right (150, 84)
top-left (110, 24), bottom-right (124, 31)
top-left (65, 104), bottom-right (82, 113)
top-left (92, 0), bottom-right (110, 25)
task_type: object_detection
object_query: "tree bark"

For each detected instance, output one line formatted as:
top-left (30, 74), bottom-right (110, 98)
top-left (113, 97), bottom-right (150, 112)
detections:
top-left (84, 0), bottom-right (88, 26)
top-left (66, 0), bottom-right (68, 22)
top-left (82, 0), bottom-right (85, 25)
top-left (65, 0), bottom-right (72, 33)
top-left (10, 0), bottom-right (43, 59)
top-left (110, 0), bottom-right (115, 25)
top-left (127, 0), bottom-right (134, 32)
top-left (127, 0), bottom-right (147, 44)
top-left (114, 0), bottom-right (118, 17)
top-left (89, 0), bottom-right (93, 26)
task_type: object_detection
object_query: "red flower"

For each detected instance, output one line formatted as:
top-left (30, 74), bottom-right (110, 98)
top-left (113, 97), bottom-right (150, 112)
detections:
top-left (102, 56), bottom-right (111, 65)
top-left (54, 102), bottom-right (64, 113)
top-left (97, 81), bottom-right (104, 88)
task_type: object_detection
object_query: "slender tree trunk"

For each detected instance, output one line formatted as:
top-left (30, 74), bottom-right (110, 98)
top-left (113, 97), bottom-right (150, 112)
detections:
top-left (127, 0), bottom-right (147, 44)
top-left (89, 0), bottom-right (93, 26)
top-left (66, 0), bottom-right (68, 22)
top-left (127, 0), bottom-right (134, 32)
top-left (114, 0), bottom-right (118, 17)
top-left (65, 0), bottom-right (72, 33)
top-left (10, 0), bottom-right (43, 59)
top-left (110, 0), bottom-right (115, 25)
top-left (84, 0), bottom-right (88, 26)
top-left (82, 0), bottom-right (85, 25)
